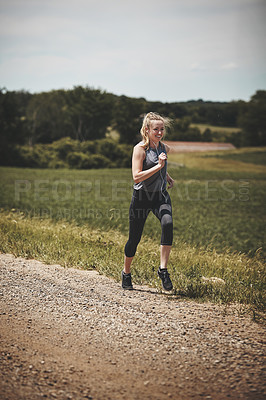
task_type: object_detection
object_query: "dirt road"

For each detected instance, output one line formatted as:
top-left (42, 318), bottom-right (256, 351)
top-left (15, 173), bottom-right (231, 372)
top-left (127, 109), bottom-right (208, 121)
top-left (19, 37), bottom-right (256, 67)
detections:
top-left (0, 253), bottom-right (265, 400)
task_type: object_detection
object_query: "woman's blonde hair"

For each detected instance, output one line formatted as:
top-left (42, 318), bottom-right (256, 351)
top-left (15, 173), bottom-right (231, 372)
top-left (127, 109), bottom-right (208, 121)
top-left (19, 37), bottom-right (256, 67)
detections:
top-left (140, 112), bottom-right (172, 149)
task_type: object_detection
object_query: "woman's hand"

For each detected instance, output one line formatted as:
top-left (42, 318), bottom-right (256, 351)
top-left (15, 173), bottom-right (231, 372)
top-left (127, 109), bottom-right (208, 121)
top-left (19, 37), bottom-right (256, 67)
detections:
top-left (158, 152), bottom-right (167, 168)
top-left (167, 173), bottom-right (174, 189)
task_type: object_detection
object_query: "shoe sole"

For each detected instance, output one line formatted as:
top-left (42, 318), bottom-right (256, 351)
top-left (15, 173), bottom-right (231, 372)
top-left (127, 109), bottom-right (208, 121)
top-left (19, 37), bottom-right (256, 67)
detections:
top-left (162, 285), bottom-right (173, 291)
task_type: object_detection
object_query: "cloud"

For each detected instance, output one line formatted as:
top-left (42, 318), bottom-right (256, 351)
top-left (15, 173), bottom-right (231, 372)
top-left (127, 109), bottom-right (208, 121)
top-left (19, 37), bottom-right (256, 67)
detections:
top-left (189, 63), bottom-right (207, 72)
top-left (221, 62), bottom-right (238, 70)
top-left (189, 62), bottom-right (238, 73)
top-left (0, 0), bottom-right (265, 101)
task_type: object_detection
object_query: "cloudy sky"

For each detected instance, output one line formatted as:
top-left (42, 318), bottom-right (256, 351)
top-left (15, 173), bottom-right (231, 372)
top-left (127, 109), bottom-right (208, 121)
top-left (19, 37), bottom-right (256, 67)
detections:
top-left (0, 0), bottom-right (265, 102)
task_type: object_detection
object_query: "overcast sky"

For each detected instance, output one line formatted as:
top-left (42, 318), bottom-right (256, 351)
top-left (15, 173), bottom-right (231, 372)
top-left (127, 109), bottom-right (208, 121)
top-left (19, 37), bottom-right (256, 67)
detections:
top-left (0, 0), bottom-right (265, 102)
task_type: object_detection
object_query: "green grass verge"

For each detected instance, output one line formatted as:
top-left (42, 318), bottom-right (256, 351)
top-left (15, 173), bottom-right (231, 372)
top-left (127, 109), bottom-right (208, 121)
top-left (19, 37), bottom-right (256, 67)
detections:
top-left (1, 159), bottom-right (265, 259)
top-left (0, 211), bottom-right (265, 317)
top-left (0, 148), bottom-right (265, 318)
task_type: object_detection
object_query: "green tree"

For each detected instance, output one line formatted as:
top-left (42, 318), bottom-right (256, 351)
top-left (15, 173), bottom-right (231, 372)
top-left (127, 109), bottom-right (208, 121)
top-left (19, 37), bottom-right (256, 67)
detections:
top-left (238, 91), bottom-right (266, 146)
top-left (0, 89), bottom-right (31, 144)
top-left (26, 90), bottom-right (68, 145)
top-left (167, 117), bottom-right (201, 141)
top-left (0, 89), bottom-right (31, 165)
top-left (65, 86), bottom-right (114, 141)
top-left (113, 96), bottom-right (147, 144)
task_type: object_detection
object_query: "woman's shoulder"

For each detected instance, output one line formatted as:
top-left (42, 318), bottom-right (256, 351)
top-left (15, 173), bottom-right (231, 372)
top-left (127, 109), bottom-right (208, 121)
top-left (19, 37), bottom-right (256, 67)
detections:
top-left (134, 141), bottom-right (146, 151)
top-left (133, 142), bottom-right (146, 159)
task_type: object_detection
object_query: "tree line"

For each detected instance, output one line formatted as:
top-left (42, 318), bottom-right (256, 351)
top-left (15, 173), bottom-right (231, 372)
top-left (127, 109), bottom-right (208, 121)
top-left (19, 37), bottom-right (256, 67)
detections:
top-left (0, 87), bottom-right (265, 168)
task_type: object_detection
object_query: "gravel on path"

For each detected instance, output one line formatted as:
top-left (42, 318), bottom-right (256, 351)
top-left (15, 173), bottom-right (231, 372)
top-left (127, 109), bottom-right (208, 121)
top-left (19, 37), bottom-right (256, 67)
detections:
top-left (0, 253), bottom-right (265, 400)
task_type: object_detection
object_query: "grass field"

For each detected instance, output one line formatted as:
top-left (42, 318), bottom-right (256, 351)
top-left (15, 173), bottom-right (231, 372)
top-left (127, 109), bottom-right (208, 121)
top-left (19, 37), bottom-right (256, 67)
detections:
top-left (168, 146), bottom-right (266, 173)
top-left (190, 123), bottom-right (241, 134)
top-left (0, 147), bottom-right (265, 316)
top-left (205, 150), bottom-right (266, 166)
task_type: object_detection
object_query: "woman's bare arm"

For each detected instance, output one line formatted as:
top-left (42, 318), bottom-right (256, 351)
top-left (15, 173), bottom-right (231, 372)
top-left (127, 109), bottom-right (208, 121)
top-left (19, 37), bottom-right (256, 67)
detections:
top-left (132, 145), bottom-right (166, 184)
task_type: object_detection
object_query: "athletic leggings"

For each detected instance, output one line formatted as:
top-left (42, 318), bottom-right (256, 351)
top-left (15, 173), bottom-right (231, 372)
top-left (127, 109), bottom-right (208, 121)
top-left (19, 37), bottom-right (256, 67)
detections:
top-left (124, 189), bottom-right (173, 258)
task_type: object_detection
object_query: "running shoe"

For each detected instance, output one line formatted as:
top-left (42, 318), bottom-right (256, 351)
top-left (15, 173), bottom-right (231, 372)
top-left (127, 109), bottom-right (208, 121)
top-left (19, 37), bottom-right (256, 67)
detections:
top-left (122, 271), bottom-right (133, 290)
top-left (157, 267), bottom-right (173, 291)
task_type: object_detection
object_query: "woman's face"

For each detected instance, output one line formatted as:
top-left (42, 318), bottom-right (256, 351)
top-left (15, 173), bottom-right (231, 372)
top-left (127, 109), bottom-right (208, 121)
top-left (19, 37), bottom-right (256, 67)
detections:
top-left (148, 120), bottom-right (165, 146)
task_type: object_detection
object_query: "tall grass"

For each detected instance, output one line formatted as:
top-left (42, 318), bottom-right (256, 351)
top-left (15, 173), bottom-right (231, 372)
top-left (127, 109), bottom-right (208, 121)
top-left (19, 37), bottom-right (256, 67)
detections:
top-left (0, 147), bottom-right (265, 316)
top-left (0, 211), bottom-right (264, 316)
top-left (0, 160), bottom-right (265, 258)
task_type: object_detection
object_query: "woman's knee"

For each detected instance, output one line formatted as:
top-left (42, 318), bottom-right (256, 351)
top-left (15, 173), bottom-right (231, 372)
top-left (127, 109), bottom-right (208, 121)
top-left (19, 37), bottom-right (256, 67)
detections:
top-left (161, 214), bottom-right (173, 230)
top-left (161, 214), bottom-right (173, 245)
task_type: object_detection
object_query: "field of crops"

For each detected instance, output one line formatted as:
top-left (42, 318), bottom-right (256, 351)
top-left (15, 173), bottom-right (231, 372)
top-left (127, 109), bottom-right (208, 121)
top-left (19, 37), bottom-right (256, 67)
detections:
top-left (0, 147), bottom-right (265, 314)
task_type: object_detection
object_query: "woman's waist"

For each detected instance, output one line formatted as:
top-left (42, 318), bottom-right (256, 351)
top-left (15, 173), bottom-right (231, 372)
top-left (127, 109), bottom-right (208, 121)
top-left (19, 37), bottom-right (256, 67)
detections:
top-left (134, 174), bottom-right (166, 190)
top-left (132, 188), bottom-right (168, 201)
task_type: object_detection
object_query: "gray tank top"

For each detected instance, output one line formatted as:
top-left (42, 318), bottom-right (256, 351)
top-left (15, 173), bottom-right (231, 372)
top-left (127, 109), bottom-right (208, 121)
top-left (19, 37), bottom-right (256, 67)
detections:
top-left (134, 141), bottom-right (167, 192)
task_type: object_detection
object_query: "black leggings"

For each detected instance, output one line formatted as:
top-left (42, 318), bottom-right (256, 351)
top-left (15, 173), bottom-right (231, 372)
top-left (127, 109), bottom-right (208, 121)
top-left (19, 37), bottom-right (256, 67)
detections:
top-left (124, 189), bottom-right (173, 258)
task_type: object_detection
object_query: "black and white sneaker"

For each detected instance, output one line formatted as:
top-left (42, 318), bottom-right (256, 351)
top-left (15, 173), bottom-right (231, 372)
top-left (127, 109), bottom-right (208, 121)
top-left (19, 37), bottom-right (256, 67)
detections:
top-left (158, 267), bottom-right (173, 291)
top-left (122, 271), bottom-right (133, 290)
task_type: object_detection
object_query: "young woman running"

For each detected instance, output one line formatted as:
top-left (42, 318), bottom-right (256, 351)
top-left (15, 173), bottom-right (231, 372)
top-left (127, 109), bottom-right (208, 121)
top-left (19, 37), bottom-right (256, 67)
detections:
top-left (122, 112), bottom-right (174, 291)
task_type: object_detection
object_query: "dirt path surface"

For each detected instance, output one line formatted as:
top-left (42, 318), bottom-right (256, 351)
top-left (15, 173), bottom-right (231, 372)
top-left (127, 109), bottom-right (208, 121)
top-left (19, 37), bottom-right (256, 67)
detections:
top-left (0, 253), bottom-right (265, 400)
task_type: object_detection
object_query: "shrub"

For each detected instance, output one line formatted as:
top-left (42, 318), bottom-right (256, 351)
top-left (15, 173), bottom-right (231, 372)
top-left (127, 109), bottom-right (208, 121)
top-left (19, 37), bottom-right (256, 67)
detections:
top-left (84, 154), bottom-right (111, 169)
top-left (51, 137), bottom-right (80, 160)
top-left (66, 152), bottom-right (89, 168)
top-left (17, 145), bottom-right (53, 168)
top-left (96, 139), bottom-right (121, 161)
top-left (116, 144), bottom-right (132, 167)
top-left (48, 159), bottom-right (68, 169)
top-left (80, 140), bottom-right (97, 154)
top-left (202, 128), bottom-right (212, 142)
top-left (66, 152), bottom-right (111, 169)
top-left (2, 138), bottom-right (131, 169)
